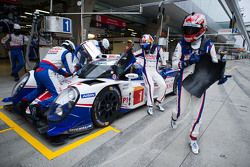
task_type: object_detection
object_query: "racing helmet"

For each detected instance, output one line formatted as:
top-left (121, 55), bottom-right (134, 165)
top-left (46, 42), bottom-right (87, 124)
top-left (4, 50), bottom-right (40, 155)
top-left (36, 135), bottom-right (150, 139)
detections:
top-left (14, 24), bottom-right (21, 30)
top-left (182, 12), bottom-right (207, 43)
top-left (140, 34), bottom-right (154, 50)
top-left (101, 38), bottom-right (110, 50)
top-left (61, 40), bottom-right (76, 53)
top-left (13, 24), bottom-right (21, 35)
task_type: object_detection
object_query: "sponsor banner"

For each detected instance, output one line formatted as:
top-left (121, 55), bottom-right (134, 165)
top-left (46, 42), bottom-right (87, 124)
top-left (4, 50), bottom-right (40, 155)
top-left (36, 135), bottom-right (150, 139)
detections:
top-left (96, 15), bottom-right (126, 28)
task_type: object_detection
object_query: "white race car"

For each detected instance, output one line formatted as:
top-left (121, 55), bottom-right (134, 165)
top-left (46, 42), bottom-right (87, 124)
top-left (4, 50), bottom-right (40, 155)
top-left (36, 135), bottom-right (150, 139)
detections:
top-left (10, 43), bottom-right (179, 140)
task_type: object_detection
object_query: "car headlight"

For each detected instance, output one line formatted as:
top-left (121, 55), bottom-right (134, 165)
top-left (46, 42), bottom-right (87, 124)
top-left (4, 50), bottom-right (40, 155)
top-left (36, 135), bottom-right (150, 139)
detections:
top-left (48, 87), bottom-right (79, 122)
top-left (12, 73), bottom-right (30, 97)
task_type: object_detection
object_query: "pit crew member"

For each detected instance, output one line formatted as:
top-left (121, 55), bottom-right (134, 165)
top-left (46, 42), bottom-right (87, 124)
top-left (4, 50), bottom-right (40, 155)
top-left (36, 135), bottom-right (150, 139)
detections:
top-left (18, 40), bottom-right (78, 117)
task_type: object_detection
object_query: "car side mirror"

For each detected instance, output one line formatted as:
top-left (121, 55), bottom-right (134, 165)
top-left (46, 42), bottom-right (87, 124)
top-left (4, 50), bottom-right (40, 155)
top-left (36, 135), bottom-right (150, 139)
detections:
top-left (125, 73), bottom-right (138, 81)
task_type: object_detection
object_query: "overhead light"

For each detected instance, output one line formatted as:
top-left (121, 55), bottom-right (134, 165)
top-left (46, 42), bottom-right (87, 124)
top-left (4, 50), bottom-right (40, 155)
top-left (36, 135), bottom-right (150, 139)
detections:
top-left (132, 32), bottom-right (137, 34)
top-left (35, 9), bottom-right (50, 14)
top-left (24, 12), bottom-right (32, 15)
top-left (88, 33), bottom-right (95, 39)
top-left (131, 34), bottom-right (136, 36)
top-left (26, 24), bottom-right (32, 27)
top-left (20, 16), bottom-right (27, 19)
top-left (128, 28), bottom-right (134, 31)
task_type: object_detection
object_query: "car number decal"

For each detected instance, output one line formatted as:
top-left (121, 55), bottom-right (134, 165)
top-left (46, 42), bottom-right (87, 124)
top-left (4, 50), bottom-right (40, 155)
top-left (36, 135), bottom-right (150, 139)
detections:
top-left (133, 86), bottom-right (144, 105)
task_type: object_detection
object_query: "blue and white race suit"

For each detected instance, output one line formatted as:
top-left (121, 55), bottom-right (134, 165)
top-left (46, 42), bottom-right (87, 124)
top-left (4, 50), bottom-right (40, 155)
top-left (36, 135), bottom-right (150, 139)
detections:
top-left (134, 45), bottom-right (167, 107)
top-left (172, 37), bottom-right (218, 140)
top-left (1, 33), bottom-right (28, 76)
top-left (23, 46), bottom-right (79, 109)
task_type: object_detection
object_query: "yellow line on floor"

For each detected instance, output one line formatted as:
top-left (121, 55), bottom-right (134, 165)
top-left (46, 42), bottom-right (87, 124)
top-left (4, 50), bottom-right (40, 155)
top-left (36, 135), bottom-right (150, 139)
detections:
top-left (0, 112), bottom-right (54, 158)
top-left (0, 127), bottom-right (12, 133)
top-left (0, 112), bottom-right (120, 160)
top-left (51, 126), bottom-right (119, 159)
top-left (0, 98), bottom-right (3, 109)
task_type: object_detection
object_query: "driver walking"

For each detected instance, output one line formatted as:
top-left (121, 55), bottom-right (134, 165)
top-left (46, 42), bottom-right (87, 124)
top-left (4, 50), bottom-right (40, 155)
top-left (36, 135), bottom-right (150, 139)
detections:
top-left (171, 13), bottom-right (218, 154)
top-left (134, 34), bottom-right (167, 115)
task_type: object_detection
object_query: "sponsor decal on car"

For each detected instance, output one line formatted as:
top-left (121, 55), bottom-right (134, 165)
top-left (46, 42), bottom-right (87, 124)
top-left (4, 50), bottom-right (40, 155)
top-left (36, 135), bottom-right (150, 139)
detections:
top-left (122, 96), bottom-right (129, 105)
top-left (81, 93), bottom-right (96, 98)
top-left (68, 124), bottom-right (93, 133)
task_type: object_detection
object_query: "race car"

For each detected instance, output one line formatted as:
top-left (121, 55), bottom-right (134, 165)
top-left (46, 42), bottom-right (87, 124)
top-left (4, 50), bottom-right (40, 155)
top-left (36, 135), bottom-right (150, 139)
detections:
top-left (8, 45), bottom-right (179, 141)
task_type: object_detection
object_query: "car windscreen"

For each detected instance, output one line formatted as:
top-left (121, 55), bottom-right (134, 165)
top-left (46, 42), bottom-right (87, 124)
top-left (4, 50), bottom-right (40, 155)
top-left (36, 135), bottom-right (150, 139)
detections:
top-left (77, 63), bottom-right (114, 79)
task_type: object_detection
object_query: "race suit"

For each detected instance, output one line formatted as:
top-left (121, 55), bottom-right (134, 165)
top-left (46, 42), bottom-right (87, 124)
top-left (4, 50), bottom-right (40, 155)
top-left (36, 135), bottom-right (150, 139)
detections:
top-left (172, 38), bottom-right (218, 140)
top-left (1, 34), bottom-right (28, 77)
top-left (23, 46), bottom-right (78, 109)
top-left (134, 45), bottom-right (167, 107)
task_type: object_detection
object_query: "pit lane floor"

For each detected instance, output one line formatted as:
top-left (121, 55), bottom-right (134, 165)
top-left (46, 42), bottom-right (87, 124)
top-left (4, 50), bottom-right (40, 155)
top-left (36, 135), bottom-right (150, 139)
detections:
top-left (0, 59), bottom-right (250, 167)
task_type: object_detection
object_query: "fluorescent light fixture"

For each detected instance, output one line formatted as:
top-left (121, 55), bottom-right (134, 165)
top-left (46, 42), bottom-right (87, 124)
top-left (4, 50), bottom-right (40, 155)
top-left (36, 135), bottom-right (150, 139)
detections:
top-left (131, 32), bottom-right (137, 34)
top-left (131, 34), bottom-right (136, 36)
top-left (24, 12), bottom-right (32, 15)
top-left (36, 9), bottom-right (50, 14)
top-left (128, 28), bottom-right (134, 31)
top-left (88, 33), bottom-right (95, 39)
top-left (26, 24), bottom-right (32, 27)
top-left (20, 16), bottom-right (27, 19)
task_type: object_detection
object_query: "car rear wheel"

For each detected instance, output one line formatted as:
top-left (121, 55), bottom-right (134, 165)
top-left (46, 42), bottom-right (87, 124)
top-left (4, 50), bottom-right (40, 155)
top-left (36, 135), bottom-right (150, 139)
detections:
top-left (92, 86), bottom-right (121, 127)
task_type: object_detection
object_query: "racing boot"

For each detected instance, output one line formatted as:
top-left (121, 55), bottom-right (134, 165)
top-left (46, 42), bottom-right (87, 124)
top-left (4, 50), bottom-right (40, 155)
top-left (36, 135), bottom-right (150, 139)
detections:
top-left (16, 99), bottom-right (30, 115)
top-left (147, 106), bottom-right (154, 115)
top-left (170, 117), bottom-right (177, 129)
top-left (28, 104), bottom-right (41, 124)
top-left (190, 140), bottom-right (199, 154)
top-left (155, 101), bottom-right (165, 112)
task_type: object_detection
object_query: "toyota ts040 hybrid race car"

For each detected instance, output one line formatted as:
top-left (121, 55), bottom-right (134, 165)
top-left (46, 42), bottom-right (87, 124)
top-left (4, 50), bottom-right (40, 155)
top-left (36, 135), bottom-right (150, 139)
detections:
top-left (8, 44), bottom-right (179, 141)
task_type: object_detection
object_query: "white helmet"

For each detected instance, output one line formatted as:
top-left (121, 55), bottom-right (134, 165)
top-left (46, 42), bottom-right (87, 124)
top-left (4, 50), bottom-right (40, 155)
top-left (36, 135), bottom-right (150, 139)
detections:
top-left (102, 38), bottom-right (110, 50)
top-left (61, 40), bottom-right (76, 52)
top-left (14, 24), bottom-right (21, 30)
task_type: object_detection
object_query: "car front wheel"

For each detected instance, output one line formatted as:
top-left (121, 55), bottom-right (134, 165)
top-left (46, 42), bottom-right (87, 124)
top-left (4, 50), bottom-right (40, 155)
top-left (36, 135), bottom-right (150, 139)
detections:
top-left (92, 86), bottom-right (121, 127)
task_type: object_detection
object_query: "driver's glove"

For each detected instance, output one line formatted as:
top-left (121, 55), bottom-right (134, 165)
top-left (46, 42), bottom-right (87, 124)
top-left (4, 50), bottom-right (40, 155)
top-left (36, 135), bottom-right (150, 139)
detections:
top-left (189, 53), bottom-right (200, 65)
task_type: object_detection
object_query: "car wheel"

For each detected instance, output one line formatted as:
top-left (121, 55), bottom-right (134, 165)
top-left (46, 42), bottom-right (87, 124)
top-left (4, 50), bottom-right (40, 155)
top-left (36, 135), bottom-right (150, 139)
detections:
top-left (92, 86), bottom-right (121, 127)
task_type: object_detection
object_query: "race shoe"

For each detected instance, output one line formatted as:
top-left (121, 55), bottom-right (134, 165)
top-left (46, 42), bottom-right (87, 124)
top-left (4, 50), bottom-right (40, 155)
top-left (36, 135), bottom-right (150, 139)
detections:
top-left (16, 100), bottom-right (30, 115)
top-left (29, 104), bottom-right (41, 121)
top-left (190, 140), bottom-right (199, 154)
top-left (147, 106), bottom-right (154, 115)
top-left (170, 117), bottom-right (177, 129)
top-left (156, 102), bottom-right (165, 112)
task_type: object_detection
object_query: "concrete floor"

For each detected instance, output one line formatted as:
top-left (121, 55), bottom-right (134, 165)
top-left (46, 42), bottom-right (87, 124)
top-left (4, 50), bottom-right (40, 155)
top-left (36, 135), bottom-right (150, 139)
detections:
top-left (0, 59), bottom-right (250, 167)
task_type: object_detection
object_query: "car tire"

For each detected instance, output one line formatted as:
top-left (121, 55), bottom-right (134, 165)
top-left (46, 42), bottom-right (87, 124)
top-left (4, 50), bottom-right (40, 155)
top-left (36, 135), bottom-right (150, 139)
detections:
top-left (92, 86), bottom-right (121, 127)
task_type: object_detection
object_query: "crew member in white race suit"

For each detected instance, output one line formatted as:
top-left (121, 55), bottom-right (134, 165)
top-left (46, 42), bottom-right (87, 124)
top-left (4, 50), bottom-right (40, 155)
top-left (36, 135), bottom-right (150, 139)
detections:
top-left (1, 24), bottom-right (28, 81)
top-left (171, 13), bottom-right (218, 154)
top-left (134, 34), bottom-right (167, 115)
top-left (19, 40), bottom-right (79, 116)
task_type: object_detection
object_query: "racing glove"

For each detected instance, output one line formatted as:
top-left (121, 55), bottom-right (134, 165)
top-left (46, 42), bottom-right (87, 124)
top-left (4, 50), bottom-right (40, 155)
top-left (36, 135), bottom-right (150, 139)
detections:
top-left (74, 63), bottom-right (82, 72)
top-left (57, 68), bottom-right (73, 77)
top-left (64, 73), bottom-right (73, 77)
top-left (189, 53), bottom-right (200, 65)
top-left (178, 60), bottom-right (189, 69)
top-left (218, 75), bottom-right (232, 85)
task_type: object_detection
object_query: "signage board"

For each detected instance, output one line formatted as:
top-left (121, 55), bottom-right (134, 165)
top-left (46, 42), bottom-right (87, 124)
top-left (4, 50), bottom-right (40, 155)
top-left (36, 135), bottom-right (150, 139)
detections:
top-left (96, 15), bottom-right (126, 28)
top-left (44, 16), bottom-right (72, 34)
